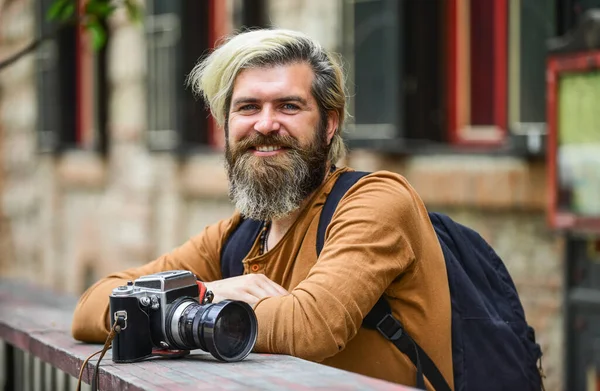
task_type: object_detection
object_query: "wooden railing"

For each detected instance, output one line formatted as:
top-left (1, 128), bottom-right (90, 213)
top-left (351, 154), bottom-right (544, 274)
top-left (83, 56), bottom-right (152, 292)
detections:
top-left (0, 278), bottom-right (417, 390)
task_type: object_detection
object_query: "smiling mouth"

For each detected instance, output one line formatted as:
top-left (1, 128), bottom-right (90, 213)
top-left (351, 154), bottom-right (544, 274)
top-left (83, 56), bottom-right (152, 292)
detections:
top-left (253, 145), bottom-right (284, 152)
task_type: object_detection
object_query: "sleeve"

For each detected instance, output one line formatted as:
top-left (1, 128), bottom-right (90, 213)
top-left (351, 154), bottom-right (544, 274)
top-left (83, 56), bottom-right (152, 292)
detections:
top-left (252, 172), bottom-right (431, 362)
top-left (71, 217), bottom-right (235, 343)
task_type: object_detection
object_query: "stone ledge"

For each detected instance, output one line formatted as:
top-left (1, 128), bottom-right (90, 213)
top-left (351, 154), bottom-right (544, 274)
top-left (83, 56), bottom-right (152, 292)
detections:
top-left (179, 153), bottom-right (229, 199)
top-left (56, 151), bottom-right (107, 189)
top-left (348, 150), bottom-right (547, 210)
top-left (177, 150), bottom-right (548, 210)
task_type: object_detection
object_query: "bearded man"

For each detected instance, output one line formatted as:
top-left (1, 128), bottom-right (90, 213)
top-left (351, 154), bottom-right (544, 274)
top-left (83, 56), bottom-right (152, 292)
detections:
top-left (72, 28), bottom-right (453, 390)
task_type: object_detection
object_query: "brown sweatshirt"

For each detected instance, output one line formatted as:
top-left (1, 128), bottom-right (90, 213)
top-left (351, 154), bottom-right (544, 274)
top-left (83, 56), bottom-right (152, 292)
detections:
top-left (72, 167), bottom-right (454, 390)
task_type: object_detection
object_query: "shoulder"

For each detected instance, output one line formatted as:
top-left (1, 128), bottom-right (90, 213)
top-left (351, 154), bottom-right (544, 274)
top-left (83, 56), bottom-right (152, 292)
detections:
top-left (337, 169), bottom-right (426, 217)
top-left (349, 169), bottom-right (415, 192)
top-left (332, 169), bottom-right (434, 247)
top-left (323, 168), bottom-right (435, 269)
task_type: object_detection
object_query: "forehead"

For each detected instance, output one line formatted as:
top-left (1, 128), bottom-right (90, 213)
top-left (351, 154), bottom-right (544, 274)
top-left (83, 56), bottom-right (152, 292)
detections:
top-left (231, 63), bottom-right (315, 99)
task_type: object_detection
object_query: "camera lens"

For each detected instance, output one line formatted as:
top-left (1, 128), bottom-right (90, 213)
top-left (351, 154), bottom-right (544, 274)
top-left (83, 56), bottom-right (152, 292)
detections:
top-left (166, 298), bottom-right (257, 362)
top-left (209, 301), bottom-right (257, 361)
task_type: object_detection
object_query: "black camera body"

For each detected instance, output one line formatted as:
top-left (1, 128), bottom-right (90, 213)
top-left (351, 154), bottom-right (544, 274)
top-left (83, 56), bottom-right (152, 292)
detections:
top-left (110, 270), bottom-right (257, 363)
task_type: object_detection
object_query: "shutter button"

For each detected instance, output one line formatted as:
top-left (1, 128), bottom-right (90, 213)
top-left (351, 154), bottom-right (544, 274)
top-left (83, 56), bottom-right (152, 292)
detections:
top-left (251, 264), bottom-right (260, 272)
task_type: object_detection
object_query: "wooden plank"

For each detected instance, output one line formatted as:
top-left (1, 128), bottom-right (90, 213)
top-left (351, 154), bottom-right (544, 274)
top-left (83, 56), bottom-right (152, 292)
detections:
top-left (0, 279), bottom-right (417, 390)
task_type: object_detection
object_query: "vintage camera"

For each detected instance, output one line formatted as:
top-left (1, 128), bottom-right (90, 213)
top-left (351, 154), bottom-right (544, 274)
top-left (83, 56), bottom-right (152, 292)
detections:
top-left (109, 270), bottom-right (258, 363)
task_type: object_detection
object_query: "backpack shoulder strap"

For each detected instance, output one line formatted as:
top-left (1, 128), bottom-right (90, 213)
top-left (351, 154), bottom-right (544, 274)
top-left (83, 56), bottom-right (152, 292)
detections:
top-left (317, 171), bottom-right (450, 391)
top-left (316, 170), bottom-right (369, 255)
top-left (220, 218), bottom-right (263, 279)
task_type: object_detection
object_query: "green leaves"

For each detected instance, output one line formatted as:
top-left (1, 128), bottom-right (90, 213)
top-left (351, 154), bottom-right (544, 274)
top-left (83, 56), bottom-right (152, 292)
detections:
top-left (85, 1), bottom-right (116, 18)
top-left (45, 0), bottom-right (143, 50)
top-left (47, 0), bottom-right (75, 21)
top-left (85, 18), bottom-right (107, 50)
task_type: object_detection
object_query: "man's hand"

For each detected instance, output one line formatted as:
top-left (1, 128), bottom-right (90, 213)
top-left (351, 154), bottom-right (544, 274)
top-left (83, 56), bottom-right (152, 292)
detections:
top-left (204, 274), bottom-right (289, 307)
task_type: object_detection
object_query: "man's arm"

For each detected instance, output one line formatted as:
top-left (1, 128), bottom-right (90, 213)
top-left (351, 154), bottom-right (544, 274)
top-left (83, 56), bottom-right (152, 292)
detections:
top-left (251, 173), bottom-right (434, 362)
top-left (204, 274), bottom-right (288, 305)
top-left (71, 219), bottom-right (232, 343)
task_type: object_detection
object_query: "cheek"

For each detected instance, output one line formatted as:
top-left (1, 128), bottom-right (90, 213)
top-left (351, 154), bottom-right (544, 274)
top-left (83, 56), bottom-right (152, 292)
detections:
top-left (227, 116), bottom-right (251, 140)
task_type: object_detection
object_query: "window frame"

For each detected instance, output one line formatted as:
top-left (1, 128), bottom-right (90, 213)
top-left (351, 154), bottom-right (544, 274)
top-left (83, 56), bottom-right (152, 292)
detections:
top-left (446, 0), bottom-right (508, 146)
top-left (145, 0), bottom-right (269, 154)
top-left (343, 0), bottom-right (535, 156)
top-left (35, 0), bottom-right (109, 154)
top-left (546, 50), bottom-right (600, 232)
top-left (205, 0), bottom-right (230, 151)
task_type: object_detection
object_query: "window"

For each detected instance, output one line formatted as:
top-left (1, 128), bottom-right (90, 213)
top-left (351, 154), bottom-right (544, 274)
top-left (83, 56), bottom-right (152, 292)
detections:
top-left (345, 0), bottom-right (508, 149)
top-left (344, 0), bottom-right (403, 142)
top-left (36, 0), bottom-right (109, 154)
top-left (146, 0), bottom-right (268, 154)
top-left (344, 0), bottom-right (561, 154)
top-left (508, 0), bottom-right (556, 154)
top-left (557, 0), bottom-right (600, 35)
top-left (233, 0), bottom-right (268, 30)
top-left (447, 0), bottom-right (508, 145)
top-left (146, 0), bottom-right (210, 152)
top-left (402, 0), bottom-right (446, 143)
top-left (546, 8), bottom-right (600, 231)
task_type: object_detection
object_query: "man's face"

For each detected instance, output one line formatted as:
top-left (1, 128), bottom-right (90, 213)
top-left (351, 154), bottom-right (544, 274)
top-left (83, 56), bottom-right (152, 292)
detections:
top-left (225, 63), bottom-right (336, 221)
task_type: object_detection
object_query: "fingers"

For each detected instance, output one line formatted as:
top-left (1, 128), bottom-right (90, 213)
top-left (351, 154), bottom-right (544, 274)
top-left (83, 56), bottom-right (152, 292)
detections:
top-left (250, 274), bottom-right (289, 297)
top-left (230, 292), bottom-right (263, 307)
top-left (236, 275), bottom-right (286, 304)
top-left (213, 291), bottom-right (262, 307)
top-left (244, 284), bottom-right (283, 302)
top-left (264, 278), bottom-right (289, 296)
top-left (205, 274), bottom-right (289, 306)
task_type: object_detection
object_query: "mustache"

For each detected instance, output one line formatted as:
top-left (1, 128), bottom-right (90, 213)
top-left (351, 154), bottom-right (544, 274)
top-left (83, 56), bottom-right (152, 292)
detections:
top-left (233, 134), bottom-right (301, 152)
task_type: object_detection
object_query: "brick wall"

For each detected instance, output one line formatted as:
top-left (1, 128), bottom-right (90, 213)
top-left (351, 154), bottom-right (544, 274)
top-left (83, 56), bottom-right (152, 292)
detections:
top-left (0, 1), bottom-right (563, 389)
top-left (0, 0), bottom-right (39, 279)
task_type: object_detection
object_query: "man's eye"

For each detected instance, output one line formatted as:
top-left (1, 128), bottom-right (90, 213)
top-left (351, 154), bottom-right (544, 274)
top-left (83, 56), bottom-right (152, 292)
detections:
top-left (239, 104), bottom-right (258, 111)
top-left (282, 103), bottom-right (299, 111)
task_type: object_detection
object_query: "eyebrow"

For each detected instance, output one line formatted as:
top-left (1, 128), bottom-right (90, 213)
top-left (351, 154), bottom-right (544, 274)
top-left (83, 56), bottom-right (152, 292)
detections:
top-left (231, 95), bottom-right (308, 107)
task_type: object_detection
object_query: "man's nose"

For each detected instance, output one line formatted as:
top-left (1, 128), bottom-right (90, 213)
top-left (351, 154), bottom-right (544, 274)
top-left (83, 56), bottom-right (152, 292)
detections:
top-left (254, 108), bottom-right (281, 134)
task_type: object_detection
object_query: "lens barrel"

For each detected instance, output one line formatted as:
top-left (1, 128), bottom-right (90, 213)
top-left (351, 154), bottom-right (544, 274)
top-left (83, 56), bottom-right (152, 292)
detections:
top-left (166, 298), bottom-right (258, 362)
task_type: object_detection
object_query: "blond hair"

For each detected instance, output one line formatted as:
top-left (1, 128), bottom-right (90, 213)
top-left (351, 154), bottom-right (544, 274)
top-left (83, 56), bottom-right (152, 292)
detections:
top-left (187, 28), bottom-right (347, 163)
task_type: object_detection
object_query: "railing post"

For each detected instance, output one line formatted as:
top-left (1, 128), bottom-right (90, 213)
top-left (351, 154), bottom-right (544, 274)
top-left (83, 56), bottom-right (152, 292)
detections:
top-left (3, 342), bottom-right (14, 391)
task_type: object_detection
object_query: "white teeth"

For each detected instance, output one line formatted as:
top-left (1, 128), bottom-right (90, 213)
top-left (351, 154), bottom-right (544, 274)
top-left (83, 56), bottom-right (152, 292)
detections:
top-left (256, 145), bottom-right (280, 152)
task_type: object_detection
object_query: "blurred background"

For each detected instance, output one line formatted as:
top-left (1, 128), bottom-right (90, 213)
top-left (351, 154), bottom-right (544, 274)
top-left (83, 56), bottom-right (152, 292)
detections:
top-left (1, 0), bottom-right (600, 390)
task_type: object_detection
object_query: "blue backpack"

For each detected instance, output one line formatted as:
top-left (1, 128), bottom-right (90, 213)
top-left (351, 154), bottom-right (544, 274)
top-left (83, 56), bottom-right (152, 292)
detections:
top-left (221, 171), bottom-right (544, 391)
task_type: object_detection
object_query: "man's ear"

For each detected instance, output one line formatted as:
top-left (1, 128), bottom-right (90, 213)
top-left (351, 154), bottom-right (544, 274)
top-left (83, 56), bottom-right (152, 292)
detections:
top-left (326, 111), bottom-right (340, 145)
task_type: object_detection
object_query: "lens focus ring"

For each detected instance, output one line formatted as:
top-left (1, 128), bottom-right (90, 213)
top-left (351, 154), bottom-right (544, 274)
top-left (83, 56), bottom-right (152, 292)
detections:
top-left (168, 299), bottom-right (195, 349)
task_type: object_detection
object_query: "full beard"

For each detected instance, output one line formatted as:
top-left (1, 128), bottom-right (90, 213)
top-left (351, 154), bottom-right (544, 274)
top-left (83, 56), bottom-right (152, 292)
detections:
top-left (225, 124), bottom-right (329, 221)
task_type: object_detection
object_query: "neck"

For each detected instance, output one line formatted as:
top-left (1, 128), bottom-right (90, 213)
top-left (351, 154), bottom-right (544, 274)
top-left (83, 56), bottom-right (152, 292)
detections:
top-left (267, 163), bottom-right (334, 249)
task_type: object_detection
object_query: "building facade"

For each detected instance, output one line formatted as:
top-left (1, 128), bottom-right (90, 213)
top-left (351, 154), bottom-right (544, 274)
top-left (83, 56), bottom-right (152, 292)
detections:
top-left (2, 0), bottom-right (594, 389)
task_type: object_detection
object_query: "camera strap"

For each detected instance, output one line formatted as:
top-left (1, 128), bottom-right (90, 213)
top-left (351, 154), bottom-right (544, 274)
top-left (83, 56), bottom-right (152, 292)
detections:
top-left (76, 316), bottom-right (125, 391)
